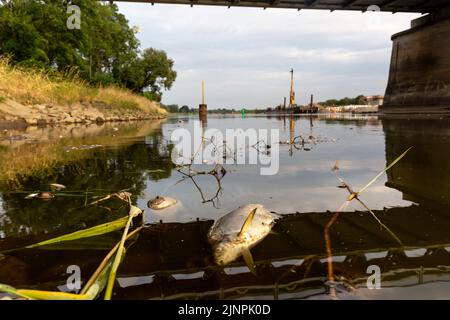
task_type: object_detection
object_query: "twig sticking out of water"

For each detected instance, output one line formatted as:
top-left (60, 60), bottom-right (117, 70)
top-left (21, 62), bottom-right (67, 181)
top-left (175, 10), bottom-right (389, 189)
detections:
top-left (88, 190), bottom-right (132, 206)
top-left (324, 147), bottom-right (412, 299)
top-left (176, 164), bottom-right (226, 208)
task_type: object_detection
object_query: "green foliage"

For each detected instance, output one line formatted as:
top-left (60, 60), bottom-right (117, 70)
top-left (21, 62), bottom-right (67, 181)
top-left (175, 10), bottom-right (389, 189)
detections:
top-left (0, 0), bottom-right (176, 96)
top-left (142, 91), bottom-right (161, 102)
top-left (162, 104), bottom-right (179, 113)
top-left (319, 95), bottom-right (366, 106)
top-left (179, 105), bottom-right (190, 113)
top-left (121, 48), bottom-right (177, 94)
top-left (24, 216), bottom-right (129, 250)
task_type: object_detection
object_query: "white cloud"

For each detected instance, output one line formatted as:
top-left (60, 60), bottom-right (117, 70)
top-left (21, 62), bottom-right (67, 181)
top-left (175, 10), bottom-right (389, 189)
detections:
top-left (117, 3), bottom-right (420, 108)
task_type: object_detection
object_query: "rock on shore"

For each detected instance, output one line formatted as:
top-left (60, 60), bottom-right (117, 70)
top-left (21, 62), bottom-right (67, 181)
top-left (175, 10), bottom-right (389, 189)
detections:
top-left (0, 98), bottom-right (166, 128)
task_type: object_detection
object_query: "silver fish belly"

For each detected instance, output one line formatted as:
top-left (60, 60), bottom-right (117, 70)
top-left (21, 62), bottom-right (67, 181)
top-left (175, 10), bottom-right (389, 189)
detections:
top-left (207, 204), bottom-right (276, 266)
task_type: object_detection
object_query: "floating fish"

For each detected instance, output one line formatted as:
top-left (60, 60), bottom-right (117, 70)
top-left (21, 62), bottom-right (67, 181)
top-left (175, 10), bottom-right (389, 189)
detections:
top-left (25, 193), bottom-right (39, 199)
top-left (207, 204), bottom-right (277, 274)
top-left (147, 196), bottom-right (177, 210)
top-left (25, 192), bottom-right (54, 200)
top-left (50, 183), bottom-right (66, 191)
top-left (38, 192), bottom-right (54, 200)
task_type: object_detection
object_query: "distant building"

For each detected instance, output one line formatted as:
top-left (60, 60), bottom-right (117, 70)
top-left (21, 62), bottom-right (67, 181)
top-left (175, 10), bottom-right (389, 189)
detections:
top-left (365, 95), bottom-right (384, 106)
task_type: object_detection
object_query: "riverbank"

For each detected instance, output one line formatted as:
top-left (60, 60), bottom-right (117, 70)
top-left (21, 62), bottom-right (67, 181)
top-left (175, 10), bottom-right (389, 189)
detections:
top-left (0, 59), bottom-right (167, 129)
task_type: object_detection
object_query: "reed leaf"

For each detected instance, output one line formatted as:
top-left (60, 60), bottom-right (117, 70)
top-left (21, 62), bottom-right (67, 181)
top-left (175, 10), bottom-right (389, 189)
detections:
top-left (80, 226), bottom-right (143, 295)
top-left (358, 147), bottom-right (412, 195)
top-left (104, 205), bottom-right (142, 300)
top-left (356, 198), bottom-right (403, 246)
top-left (0, 283), bottom-right (93, 300)
top-left (0, 284), bottom-right (35, 300)
top-left (25, 216), bottom-right (129, 249)
top-left (0, 236), bottom-right (114, 300)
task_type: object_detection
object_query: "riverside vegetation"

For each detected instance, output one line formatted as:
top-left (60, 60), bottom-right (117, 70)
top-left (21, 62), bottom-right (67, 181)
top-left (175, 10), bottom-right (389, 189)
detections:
top-left (0, 0), bottom-right (176, 125)
top-left (0, 58), bottom-right (167, 126)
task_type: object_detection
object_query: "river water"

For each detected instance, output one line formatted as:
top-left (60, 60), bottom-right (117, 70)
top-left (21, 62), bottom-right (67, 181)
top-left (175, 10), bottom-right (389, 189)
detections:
top-left (0, 114), bottom-right (449, 299)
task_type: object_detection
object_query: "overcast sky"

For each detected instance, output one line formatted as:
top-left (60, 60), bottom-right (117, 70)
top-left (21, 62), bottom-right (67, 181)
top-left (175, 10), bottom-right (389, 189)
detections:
top-left (117, 3), bottom-right (420, 109)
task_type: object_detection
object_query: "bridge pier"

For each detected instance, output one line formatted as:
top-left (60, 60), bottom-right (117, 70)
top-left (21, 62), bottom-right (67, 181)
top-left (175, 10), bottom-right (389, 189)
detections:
top-left (381, 8), bottom-right (450, 114)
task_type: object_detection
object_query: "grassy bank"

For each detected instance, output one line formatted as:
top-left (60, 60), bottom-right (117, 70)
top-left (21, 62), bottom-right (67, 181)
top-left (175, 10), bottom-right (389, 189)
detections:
top-left (0, 58), bottom-right (167, 118)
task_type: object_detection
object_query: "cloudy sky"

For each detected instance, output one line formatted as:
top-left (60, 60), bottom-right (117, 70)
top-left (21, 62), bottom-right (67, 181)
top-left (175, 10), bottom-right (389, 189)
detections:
top-left (117, 3), bottom-right (420, 109)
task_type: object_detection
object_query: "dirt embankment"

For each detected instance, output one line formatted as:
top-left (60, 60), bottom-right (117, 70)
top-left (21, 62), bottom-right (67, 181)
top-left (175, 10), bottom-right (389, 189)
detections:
top-left (0, 59), bottom-right (168, 129)
top-left (0, 98), bottom-right (166, 129)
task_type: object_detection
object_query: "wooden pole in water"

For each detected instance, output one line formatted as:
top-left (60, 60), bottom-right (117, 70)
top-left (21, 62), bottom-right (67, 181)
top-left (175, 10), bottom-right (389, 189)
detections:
top-left (199, 80), bottom-right (207, 122)
top-left (202, 80), bottom-right (205, 105)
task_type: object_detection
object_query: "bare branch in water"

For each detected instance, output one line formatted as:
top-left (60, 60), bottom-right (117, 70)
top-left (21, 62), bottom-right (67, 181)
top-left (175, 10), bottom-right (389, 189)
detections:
top-left (176, 164), bottom-right (226, 208)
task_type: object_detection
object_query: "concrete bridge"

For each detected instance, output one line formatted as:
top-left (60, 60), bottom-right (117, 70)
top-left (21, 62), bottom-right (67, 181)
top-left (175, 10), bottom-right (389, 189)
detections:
top-left (109, 0), bottom-right (447, 13)
top-left (108, 0), bottom-right (450, 113)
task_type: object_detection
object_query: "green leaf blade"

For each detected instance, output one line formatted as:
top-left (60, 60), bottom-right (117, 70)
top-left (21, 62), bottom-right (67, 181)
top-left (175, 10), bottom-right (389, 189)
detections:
top-left (358, 147), bottom-right (412, 195)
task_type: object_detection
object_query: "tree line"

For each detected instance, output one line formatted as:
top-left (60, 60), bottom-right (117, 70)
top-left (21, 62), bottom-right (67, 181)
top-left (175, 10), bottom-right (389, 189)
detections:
top-left (0, 0), bottom-right (176, 100)
top-left (318, 95), bottom-right (366, 106)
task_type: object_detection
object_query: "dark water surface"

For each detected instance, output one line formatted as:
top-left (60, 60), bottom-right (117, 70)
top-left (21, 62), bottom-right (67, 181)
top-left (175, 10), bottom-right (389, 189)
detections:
top-left (0, 114), bottom-right (449, 299)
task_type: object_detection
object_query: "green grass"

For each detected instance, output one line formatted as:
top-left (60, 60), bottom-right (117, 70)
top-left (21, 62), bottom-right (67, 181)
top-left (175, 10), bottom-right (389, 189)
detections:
top-left (0, 58), bottom-right (167, 116)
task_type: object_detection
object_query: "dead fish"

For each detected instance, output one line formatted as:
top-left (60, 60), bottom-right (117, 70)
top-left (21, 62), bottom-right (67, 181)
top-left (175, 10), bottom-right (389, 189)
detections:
top-left (38, 192), bottom-right (54, 200)
top-left (147, 196), bottom-right (177, 210)
top-left (25, 193), bottom-right (40, 199)
top-left (207, 204), bottom-right (277, 274)
top-left (26, 192), bottom-right (54, 200)
top-left (50, 183), bottom-right (66, 191)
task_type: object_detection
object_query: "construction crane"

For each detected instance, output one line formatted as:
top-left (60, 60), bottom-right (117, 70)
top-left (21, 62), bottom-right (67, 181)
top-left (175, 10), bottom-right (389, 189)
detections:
top-left (289, 68), bottom-right (296, 108)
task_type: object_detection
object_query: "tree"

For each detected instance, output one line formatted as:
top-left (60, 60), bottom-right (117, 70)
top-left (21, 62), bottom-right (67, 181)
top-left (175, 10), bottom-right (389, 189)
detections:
top-left (122, 48), bottom-right (177, 94)
top-left (179, 105), bottom-right (190, 113)
top-left (162, 104), bottom-right (179, 113)
top-left (319, 95), bottom-right (367, 106)
top-left (0, 0), bottom-right (176, 96)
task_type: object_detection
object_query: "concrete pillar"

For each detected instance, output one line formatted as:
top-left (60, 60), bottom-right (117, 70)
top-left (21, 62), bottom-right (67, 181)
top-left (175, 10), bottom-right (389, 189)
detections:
top-left (381, 8), bottom-right (450, 114)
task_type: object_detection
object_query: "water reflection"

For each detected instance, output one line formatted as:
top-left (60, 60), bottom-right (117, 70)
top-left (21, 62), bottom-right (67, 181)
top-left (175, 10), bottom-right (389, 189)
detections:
top-left (0, 114), bottom-right (449, 299)
top-left (0, 121), bottom-right (173, 239)
top-left (383, 116), bottom-right (450, 206)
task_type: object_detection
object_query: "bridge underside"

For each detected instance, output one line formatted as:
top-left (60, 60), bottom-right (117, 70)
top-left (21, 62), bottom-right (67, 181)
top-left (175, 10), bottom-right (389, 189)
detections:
top-left (109, 0), bottom-right (447, 13)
